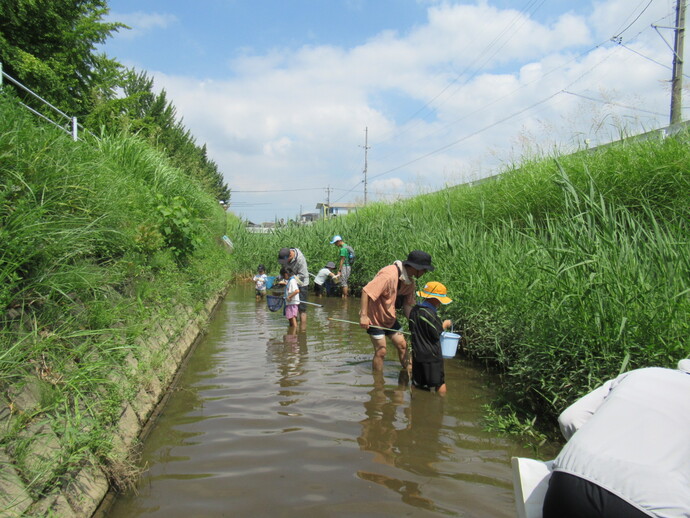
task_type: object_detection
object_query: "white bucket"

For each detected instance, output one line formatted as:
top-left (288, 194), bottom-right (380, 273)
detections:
top-left (440, 331), bottom-right (460, 358)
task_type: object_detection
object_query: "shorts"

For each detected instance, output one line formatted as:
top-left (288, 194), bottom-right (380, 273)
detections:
top-left (366, 319), bottom-right (402, 339)
top-left (298, 285), bottom-right (308, 312)
top-left (255, 288), bottom-right (266, 297)
top-left (314, 283), bottom-right (325, 296)
top-left (411, 359), bottom-right (445, 390)
top-left (339, 265), bottom-right (351, 287)
top-left (285, 304), bottom-right (299, 320)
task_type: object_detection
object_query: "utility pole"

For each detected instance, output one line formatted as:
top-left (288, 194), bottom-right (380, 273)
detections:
top-left (671, 0), bottom-right (686, 125)
top-left (325, 185), bottom-right (332, 219)
top-left (361, 127), bottom-right (370, 206)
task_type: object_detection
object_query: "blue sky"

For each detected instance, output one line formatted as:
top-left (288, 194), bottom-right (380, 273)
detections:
top-left (101, 0), bottom-right (682, 223)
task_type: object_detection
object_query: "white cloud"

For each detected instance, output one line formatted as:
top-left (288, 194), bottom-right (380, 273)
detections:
top-left (111, 12), bottom-right (178, 40)
top-left (143, 1), bottom-right (680, 221)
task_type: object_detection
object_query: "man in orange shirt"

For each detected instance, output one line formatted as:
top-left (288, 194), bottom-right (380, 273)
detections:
top-left (359, 250), bottom-right (434, 371)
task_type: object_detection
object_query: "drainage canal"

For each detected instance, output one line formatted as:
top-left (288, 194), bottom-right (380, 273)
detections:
top-left (103, 283), bottom-right (555, 517)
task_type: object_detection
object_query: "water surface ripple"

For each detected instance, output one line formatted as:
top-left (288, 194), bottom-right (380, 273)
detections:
top-left (106, 284), bottom-right (549, 517)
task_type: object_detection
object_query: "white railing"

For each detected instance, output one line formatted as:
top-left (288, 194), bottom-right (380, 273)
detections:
top-left (0, 61), bottom-right (93, 141)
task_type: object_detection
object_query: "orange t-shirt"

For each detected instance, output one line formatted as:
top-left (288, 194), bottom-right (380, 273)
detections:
top-left (362, 264), bottom-right (416, 328)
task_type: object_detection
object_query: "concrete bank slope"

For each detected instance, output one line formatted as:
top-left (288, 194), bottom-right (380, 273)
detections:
top-left (0, 288), bottom-right (227, 518)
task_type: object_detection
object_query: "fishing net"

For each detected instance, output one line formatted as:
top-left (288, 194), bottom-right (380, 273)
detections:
top-left (266, 294), bottom-right (285, 312)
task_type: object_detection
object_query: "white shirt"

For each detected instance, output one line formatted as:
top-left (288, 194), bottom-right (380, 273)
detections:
top-left (314, 267), bottom-right (333, 285)
top-left (553, 361), bottom-right (690, 517)
top-left (253, 273), bottom-right (268, 290)
top-left (285, 277), bottom-right (300, 306)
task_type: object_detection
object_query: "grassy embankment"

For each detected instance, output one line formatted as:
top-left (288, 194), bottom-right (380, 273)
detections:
top-left (230, 131), bottom-right (689, 434)
top-left (0, 94), bottom-right (238, 499)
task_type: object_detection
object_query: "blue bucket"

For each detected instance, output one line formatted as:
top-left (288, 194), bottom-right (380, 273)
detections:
top-left (265, 276), bottom-right (277, 289)
top-left (440, 331), bottom-right (460, 358)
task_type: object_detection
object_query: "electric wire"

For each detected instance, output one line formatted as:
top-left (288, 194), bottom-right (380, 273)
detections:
top-left (366, 92), bottom-right (561, 182)
top-left (236, 2), bottom-right (679, 213)
top-left (562, 90), bottom-right (668, 117)
top-left (372, 0), bottom-right (548, 149)
top-left (371, 2), bottom-right (661, 170)
top-left (358, 2), bottom-right (673, 186)
top-left (611, 0), bottom-right (655, 40)
top-left (364, 33), bottom-right (644, 185)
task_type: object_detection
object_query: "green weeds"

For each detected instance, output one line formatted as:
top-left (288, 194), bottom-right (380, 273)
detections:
top-left (231, 130), bottom-right (689, 432)
top-left (0, 93), bottom-right (236, 500)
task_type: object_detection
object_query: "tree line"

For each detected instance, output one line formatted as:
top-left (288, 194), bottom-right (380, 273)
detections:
top-left (0, 0), bottom-right (230, 203)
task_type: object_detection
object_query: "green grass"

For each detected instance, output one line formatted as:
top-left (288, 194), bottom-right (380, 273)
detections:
top-left (0, 92), bottom-right (238, 498)
top-left (231, 130), bottom-right (690, 429)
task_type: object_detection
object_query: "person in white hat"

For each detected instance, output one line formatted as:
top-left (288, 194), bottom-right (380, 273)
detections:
top-left (409, 281), bottom-right (453, 395)
top-left (330, 235), bottom-right (352, 298)
top-left (313, 261), bottom-right (339, 297)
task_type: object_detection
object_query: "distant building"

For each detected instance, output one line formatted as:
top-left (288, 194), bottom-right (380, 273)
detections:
top-left (316, 202), bottom-right (362, 219)
top-left (300, 212), bottom-right (320, 223)
top-left (245, 220), bottom-right (276, 233)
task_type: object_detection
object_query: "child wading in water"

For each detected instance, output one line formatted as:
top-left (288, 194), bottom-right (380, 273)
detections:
top-left (408, 281), bottom-right (453, 395)
top-left (253, 264), bottom-right (268, 301)
top-left (281, 266), bottom-right (300, 329)
top-left (313, 261), bottom-right (339, 297)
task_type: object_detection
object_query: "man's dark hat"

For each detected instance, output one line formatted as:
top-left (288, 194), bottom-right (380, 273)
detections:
top-left (278, 247), bottom-right (291, 264)
top-left (403, 250), bottom-right (434, 271)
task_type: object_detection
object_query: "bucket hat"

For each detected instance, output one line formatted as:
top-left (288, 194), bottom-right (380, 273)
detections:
top-left (403, 250), bottom-right (435, 272)
top-left (330, 235), bottom-right (343, 244)
top-left (417, 281), bottom-right (452, 304)
top-left (325, 261), bottom-right (336, 269)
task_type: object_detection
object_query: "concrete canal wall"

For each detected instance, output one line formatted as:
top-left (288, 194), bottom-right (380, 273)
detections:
top-left (0, 288), bottom-right (227, 518)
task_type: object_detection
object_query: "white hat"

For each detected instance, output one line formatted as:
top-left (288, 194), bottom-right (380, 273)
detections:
top-left (330, 235), bottom-right (343, 244)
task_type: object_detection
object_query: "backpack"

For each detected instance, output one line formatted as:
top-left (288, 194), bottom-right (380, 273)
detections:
top-left (345, 244), bottom-right (356, 265)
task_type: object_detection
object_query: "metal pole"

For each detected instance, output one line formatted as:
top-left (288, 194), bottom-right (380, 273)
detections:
top-left (72, 117), bottom-right (78, 141)
top-left (0, 62), bottom-right (3, 86)
top-left (670, 0), bottom-right (686, 125)
top-left (327, 317), bottom-right (411, 335)
top-left (362, 127), bottom-right (369, 206)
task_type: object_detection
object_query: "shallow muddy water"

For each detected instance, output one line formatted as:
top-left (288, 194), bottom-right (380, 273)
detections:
top-left (104, 283), bottom-right (554, 517)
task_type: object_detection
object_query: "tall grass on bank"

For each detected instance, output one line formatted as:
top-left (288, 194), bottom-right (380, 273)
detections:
top-left (229, 132), bottom-right (689, 427)
top-left (0, 93), bottom-right (235, 498)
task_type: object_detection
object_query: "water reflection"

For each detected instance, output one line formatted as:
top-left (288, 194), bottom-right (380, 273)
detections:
top-left (266, 329), bottom-right (309, 409)
top-left (103, 285), bottom-right (557, 518)
top-left (357, 370), bottom-right (453, 512)
top-left (358, 370), bottom-right (406, 466)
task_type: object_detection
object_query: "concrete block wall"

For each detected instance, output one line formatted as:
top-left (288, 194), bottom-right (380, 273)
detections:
top-left (0, 288), bottom-right (227, 517)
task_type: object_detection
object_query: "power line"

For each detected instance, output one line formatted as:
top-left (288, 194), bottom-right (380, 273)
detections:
top-left (562, 90), bottom-right (668, 116)
top-left (232, 187), bottom-right (326, 193)
top-left (364, 40), bottom-right (627, 184)
top-left (244, 3), bottom-right (675, 211)
top-left (368, 92), bottom-right (562, 182)
top-left (389, 38), bottom-right (613, 150)
top-left (371, 0), bottom-right (665, 172)
top-left (612, 0), bottom-right (655, 40)
top-left (410, 2), bottom-right (664, 152)
top-left (371, 0), bottom-right (548, 150)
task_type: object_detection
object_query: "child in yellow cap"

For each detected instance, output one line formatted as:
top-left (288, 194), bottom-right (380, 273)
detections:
top-left (409, 281), bottom-right (453, 395)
